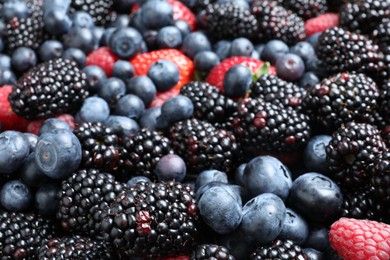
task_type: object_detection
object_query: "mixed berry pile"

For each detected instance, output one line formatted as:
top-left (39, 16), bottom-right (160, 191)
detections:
top-left (0, 0), bottom-right (389, 259)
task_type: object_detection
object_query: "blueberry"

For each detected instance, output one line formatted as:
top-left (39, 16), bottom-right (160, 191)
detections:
top-left (39, 118), bottom-right (72, 135)
top-left (82, 65), bottom-right (107, 93)
top-left (0, 69), bottom-right (16, 85)
top-left (213, 40), bottom-right (232, 60)
top-left (278, 208), bottom-right (309, 245)
top-left (43, 8), bottom-right (72, 35)
top-left (127, 176), bottom-right (151, 187)
top-left (290, 41), bottom-right (316, 64)
top-left (181, 31), bottom-right (212, 59)
top-left (174, 19), bottom-right (191, 39)
top-left (71, 11), bottom-right (94, 29)
top-left (306, 32), bottom-right (322, 49)
top-left (156, 95), bottom-right (194, 129)
top-left (230, 37), bottom-right (254, 57)
top-left (35, 183), bottom-right (60, 216)
top-left (299, 71), bottom-right (320, 89)
top-left (114, 94), bottom-right (145, 120)
top-left (100, 27), bottom-right (117, 46)
top-left (98, 77), bottom-right (126, 107)
top-left (104, 115), bottom-right (140, 137)
top-left (142, 30), bottom-right (159, 50)
top-left (154, 154), bottom-right (187, 182)
top-left (63, 48), bottom-right (86, 68)
top-left (303, 226), bottom-right (330, 251)
top-left (261, 40), bottom-right (289, 65)
top-left (0, 131), bottom-right (30, 174)
top-left (223, 64), bottom-right (252, 98)
top-left (276, 53), bottom-right (305, 82)
top-left (303, 135), bottom-right (332, 174)
top-left (139, 106), bottom-right (161, 130)
top-left (0, 180), bottom-right (32, 212)
top-left (251, 49), bottom-right (260, 60)
top-left (35, 129), bottom-right (82, 179)
top-left (305, 57), bottom-right (328, 79)
top-left (218, 229), bottom-right (254, 260)
top-left (131, 10), bottom-right (148, 33)
top-left (11, 47), bottom-right (37, 72)
top-left (303, 248), bottom-right (324, 260)
top-left (112, 60), bottom-right (135, 83)
top-left (0, 38), bottom-right (3, 53)
top-left (0, 54), bottom-right (11, 70)
top-left (194, 51), bottom-right (220, 73)
top-left (198, 185), bottom-right (243, 234)
top-left (126, 76), bottom-right (157, 106)
top-left (288, 172), bottom-right (343, 222)
top-left (63, 27), bottom-right (98, 54)
top-left (76, 96), bottom-right (110, 123)
top-left (2, 0), bottom-right (29, 21)
top-left (23, 133), bottom-right (38, 152)
top-left (254, 43), bottom-right (265, 58)
top-left (140, 0), bottom-right (174, 30)
top-left (195, 169), bottom-right (228, 191)
top-left (239, 193), bottom-right (286, 244)
top-left (19, 153), bottom-right (50, 187)
top-left (157, 26), bottom-right (183, 49)
top-left (147, 60), bottom-right (180, 91)
top-left (234, 163), bottom-right (246, 187)
top-left (110, 14), bottom-right (131, 28)
top-left (109, 27), bottom-right (144, 59)
top-left (196, 182), bottom-right (243, 206)
top-left (92, 26), bottom-right (105, 44)
top-left (43, 0), bottom-right (71, 13)
top-left (243, 156), bottom-right (292, 201)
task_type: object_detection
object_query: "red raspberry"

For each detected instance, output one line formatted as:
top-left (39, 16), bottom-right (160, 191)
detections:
top-left (0, 85), bottom-right (29, 132)
top-left (26, 114), bottom-right (75, 135)
top-left (305, 13), bottom-right (339, 37)
top-left (86, 47), bottom-right (119, 77)
top-left (329, 217), bottom-right (390, 260)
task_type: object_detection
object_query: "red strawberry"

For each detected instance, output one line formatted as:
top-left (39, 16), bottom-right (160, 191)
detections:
top-left (26, 114), bottom-right (75, 135)
top-left (305, 13), bottom-right (339, 37)
top-left (206, 56), bottom-right (276, 91)
top-left (130, 48), bottom-right (194, 91)
top-left (329, 217), bottom-right (390, 260)
top-left (0, 85), bottom-right (29, 132)
top-left (86, 47), bottom-right (119, 77)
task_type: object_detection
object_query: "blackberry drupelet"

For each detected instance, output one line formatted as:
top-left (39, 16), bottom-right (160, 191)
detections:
top-left (73, 122), bottom-right (127, 175)
top-left (339, 0), bottom-right (390, 35)
top-left (326, 122), bottom-right (387, 190)
top-left (169, 118), bottom-right (240, 174)
top-left (372, 18), bottom-right (390, 55)
top-left (316, 27), bottom-right (387, 83)
top-left (122, 129), bottom-right (173, 180)
top-left (0, 210), bottom-right (55, 259)
top-left (38, 235), bottom-right (123, 259)
top-left (8, 58), bottom-right (89, 120)
top-left (202, 3), bottom-right (258, 40)
top-left (249, 239), bottom-right (307, 260)
top-left (100, 181), bottom-right (199, 259)
top-left (180, 81), bottom-right (237, 127)
top-left (250, 74), bottom-right (306, 110)
top-left (56, 168), bottom-right (125, 237)
top-left (70, 0), bottom-right (114, 26)
top-left (251, 0), bottom-right (306, 45)
top-left (301, 72), bottom-right (380, 133)
top-left (229, 98), bottom-right (311, 154)
top-left (275, 0), bottom-right (328, 20)
top-left (192, 244), bottom-right (235, 260)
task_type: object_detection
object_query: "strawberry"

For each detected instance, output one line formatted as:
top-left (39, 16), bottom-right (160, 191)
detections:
top-left (0, 85), bottom-right (29, 132)
top-left (26, 114), bottom-right (75, 135)
top-left (130, 48), bottom-right (194, 91)
top-left (329, 217), bottom-right (390, 260)
top-left (85, 47), bottom-right (119, 77)
top-left (206, 56), bottom-right (276, 91)
top-left (305, 13), bottom-right (339, 37)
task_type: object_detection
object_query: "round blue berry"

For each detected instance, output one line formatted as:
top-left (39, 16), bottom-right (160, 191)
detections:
top-left (157, 26), bottom-right (183, 49)
top-left (223, 64), bottom-right (252, 98)
top-left (261, 40), bottom-right (289, 65)
top-left (147, 59), bottom-right (180, 92)
top-left (0, 131), bottom-right (30, 174)
top-left (109, 27), bottom-right (144, 59)
top-left (276, 53), bottom-right (305, 82)
top-left (11, 47), bottom-right (37, 73)
top-left (76, 96), bottom-right (110, 123)
top-left (155, 154), bottom-right (187, 182)
top-left (114, 94), bottom-right (145, 120)
top-left (0, 180), bottom-right (32, 212)
top-left (126, 76), bottom-right (157, 106)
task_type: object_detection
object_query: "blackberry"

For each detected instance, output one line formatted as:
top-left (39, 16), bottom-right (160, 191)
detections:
top-left (189, 0), bottom-right (217, 13)
top-left (250, 74), bottom-right (306, 110)
top-left (316, 27), bottom-right (388, 83)
top-left (56, 168), bottom-right (125, 238)
top-left (169, 118), bottom-right (240, 174)
top-left (229, 98), bottom-right (311, 154)
top-left (249, 239), bottom-right (307, 260)
top-left (202, 3), bottom-right (258, 40)
top-left (38, 235), bottom-right (123, 259)
top-left (251, 0), bottom-right (306, 45)
top-left (275, 0), bottom-right (328, 20)
top-left (326, 122), bottom-right (387, 190)
top-left (379, 80), bottom-right (390, 126)
top-left (100, 181), bottom-right (199, 259)
top-left (192, 244), bottom-right (235, 260)
top-left (180, 81), bottom-right (237, 127)
top-left (339, 0), bottom-right (390, 35)
top-left (70, 0), bottom-right (114, 26)
top-left (382, 127), bottom-right (390, 147)
top-left (0, 210), bottom-right (55, 259)
top-left (122, 129), bottom-right (173, 180)
top-left (8, 58), bottom-right (89, 120)
top-left (73, 122), bottom-right (127, 175)
top-left (325, 0), bottom-right (349, 12)
top-left (371, 152), bottom-right (390, 204)
top-left (372, 18), bottom-right (390, 55)
top-left (301, 72), bottom-right (380, 133)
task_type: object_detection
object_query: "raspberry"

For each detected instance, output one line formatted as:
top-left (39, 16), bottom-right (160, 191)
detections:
top-left (329, 217), bottom-right (390, 260)
top-left (0, 85), bottom-right (29, 132)
top-left (85, 47), bottom-right (119, 77)
top-left (305, 13), bottom-right (339, 36)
